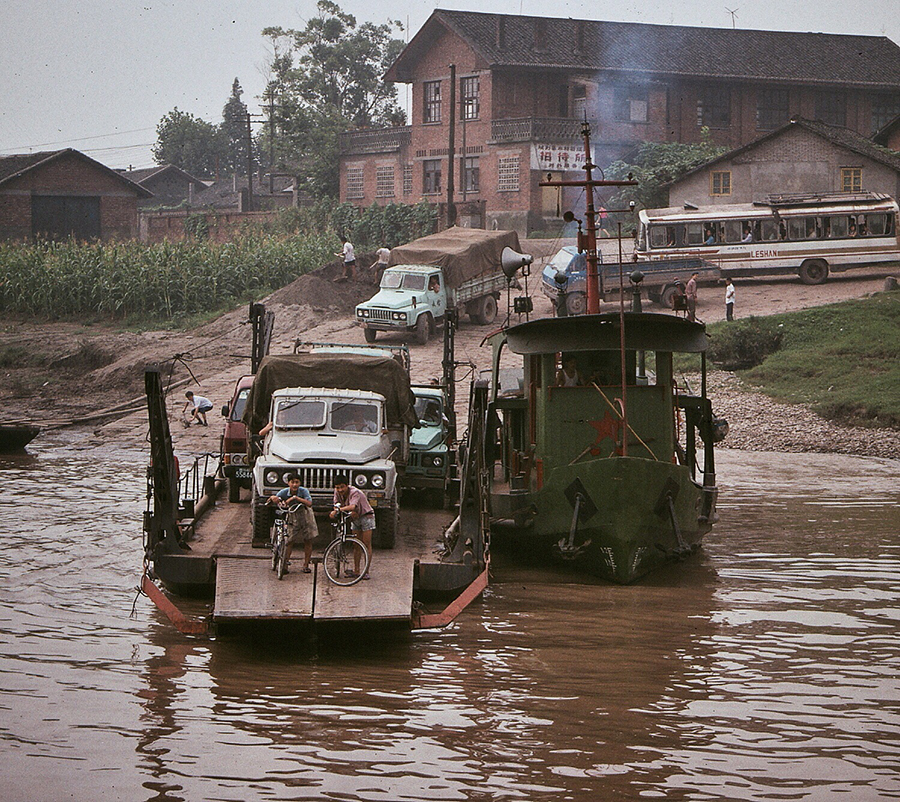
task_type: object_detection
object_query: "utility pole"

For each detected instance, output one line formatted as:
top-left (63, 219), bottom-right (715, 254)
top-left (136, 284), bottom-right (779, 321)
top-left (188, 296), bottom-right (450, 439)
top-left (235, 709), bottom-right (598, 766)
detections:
top-left (245, 112), bottom-right (254, 211)
top-left (268, 94), bottom-right (275, 194)
top-left (447, 63), bottom-right (456, 228)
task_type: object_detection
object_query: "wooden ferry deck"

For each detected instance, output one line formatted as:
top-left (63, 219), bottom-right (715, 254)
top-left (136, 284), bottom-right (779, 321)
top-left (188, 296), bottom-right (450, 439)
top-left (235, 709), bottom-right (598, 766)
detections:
top-left (187, 499), bottom-right (448, 624)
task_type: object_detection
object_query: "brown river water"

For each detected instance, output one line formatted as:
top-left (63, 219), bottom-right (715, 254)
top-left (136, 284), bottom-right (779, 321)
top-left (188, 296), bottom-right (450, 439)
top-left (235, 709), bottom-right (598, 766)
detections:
top-left (1, 429), bottom-right (898, 801)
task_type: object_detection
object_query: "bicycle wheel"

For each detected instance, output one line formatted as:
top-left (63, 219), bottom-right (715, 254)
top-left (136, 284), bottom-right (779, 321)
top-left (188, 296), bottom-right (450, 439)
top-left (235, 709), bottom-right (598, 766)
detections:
top-left (271, 525), bottom-right (281, 571)
top-left (323, 537), bottom-right (369, 586)
top-left (276, 537), bottom-right (288, 580)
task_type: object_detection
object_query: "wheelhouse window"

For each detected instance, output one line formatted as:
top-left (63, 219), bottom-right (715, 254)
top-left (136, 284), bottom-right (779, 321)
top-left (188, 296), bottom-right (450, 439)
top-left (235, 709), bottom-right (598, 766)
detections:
top-left (423, 81), bottom-right (441, 124)
top-left (757, 88), bottom-right (789, 130)
top-left (815, 91), bottom-right (846, 127)
top-left (710, 171), bottom-right (731, 196)
top-left (423, 159), bottom-right (442, 194)
top-left (697, 87), bottom-right (731, 128)
top-left (614, 86), bottom-right (649, 122)
top-left (461, 76), bottom-right (480, 120)
top-left (840, 168), bottom-right (862, 193)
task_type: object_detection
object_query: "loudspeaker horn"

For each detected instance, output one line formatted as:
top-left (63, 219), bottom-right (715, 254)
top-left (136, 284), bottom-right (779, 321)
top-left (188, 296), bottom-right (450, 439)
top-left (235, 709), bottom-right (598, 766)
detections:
top-left (501, 246), bottom-right (533, 279)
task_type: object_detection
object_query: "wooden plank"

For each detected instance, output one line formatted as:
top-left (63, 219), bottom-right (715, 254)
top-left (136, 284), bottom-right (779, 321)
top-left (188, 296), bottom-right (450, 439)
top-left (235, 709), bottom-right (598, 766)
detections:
top-left (213, 556), bottom-right (315, 620)
top-left (313, 546), bottom-right (415, 621)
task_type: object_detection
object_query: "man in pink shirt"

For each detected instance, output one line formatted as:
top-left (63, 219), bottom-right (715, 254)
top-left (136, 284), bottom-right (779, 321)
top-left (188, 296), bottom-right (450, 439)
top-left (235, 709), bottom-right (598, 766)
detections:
top-left (330, 474), bottom-right (375, 579)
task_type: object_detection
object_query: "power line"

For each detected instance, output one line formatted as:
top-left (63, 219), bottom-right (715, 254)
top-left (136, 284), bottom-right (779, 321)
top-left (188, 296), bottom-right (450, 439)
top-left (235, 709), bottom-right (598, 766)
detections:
top-left (1, 126), bottom-right (157, 151)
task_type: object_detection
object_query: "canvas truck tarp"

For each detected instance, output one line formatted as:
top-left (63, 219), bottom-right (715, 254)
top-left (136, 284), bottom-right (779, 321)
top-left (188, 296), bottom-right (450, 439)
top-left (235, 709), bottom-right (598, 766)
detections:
top-left (242, 353), bottom-right (419, 433)
top-left (388, 226), bottom-right (522, 289)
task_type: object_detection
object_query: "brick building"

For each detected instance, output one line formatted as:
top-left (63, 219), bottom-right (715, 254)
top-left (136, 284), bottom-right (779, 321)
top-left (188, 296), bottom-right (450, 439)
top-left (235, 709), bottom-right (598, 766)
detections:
top-left (338, 10), bottom-right (900, 234)
top-left (0, 149), bottom-right (151, 242)
top-left (667, 118), bottom-right (900, 207)
top-left (118, 164), bottom-right (206, 209)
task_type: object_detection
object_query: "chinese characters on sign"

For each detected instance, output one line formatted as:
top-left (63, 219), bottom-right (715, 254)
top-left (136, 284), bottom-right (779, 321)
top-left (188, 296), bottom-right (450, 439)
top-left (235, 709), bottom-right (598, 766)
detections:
top-left (531, 144), bottom-right (596, 172)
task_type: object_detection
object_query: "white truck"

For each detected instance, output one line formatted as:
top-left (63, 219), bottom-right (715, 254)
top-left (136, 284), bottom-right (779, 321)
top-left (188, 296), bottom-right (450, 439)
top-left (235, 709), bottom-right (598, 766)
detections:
top-left (242, 352), bottom-right (419, 549)
top-left (355, 226), bottom-right (522, 345)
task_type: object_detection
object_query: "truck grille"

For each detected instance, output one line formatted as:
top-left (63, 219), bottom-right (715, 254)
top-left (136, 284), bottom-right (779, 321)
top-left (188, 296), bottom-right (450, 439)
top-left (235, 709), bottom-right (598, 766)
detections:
top-left (296, 467), bottom-right (339, 490)
top-left (368, 308), bottom-right (394, 322)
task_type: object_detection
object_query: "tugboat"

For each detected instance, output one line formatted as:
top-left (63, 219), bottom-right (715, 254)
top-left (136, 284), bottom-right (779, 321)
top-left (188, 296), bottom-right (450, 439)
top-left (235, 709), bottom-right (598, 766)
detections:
top-left (481, 123), bottom-right (725, 583)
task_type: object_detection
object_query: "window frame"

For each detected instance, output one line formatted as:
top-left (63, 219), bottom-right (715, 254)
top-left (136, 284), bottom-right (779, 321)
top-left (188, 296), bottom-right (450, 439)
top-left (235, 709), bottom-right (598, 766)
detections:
top-left (613, 85), bottom-right (649, 123)
top-left (423, 80), bottom-right (441, 124)
top-left (710, 171), bottom-right (732, 196)
top-left (840, 167), bottom-right (862, 193)
top-left (423, 159), bottom-right (442, 195)
top-left (757, 88), bottom-right (789, 130)
top-left (463, 156), bottom-right (480, 193)
top-left (815, 91), bottom-right (847, 127)
top-left (697, 87), bottom-right (731, 129)
top-left (460, 76), bottom-right (480, 121)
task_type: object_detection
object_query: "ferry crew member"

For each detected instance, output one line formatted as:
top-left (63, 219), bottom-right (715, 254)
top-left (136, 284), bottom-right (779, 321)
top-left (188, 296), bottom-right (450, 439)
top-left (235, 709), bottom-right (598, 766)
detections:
top-left (330, 474), bottom-right (374, 579)
top-left (268, 474), bottom-right (315, 573)
top-left (555, 354), bottom-right (583, 387)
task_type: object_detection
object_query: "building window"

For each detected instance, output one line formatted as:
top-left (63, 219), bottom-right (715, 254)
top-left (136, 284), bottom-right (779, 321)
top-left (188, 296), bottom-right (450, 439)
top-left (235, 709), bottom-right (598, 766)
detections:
top-left (402, 164), bottom-right (412, 195)
top-left (464, 157), bottom-right (480, 193)
top-left (423, 159), bottom-right (442, 194)
top-left (871, 94), bottom-right (900, 133)
top-left (815, 92), bottom-right (846, 127)
top-left (424, 81), bottom-right (441, 124)
top-left (841, 168), bottom-right (862, 193)
top-left (461, 76), bottom-right (480, 120)
top-left (757, 88), bottom-right (789, 130)
top-left (573, 85), bottom-right (587, 120)
top-left (498, 155), bottom-right (520, 192)
top-left (614, 86), bottom-right (649, 123)
top-left (697, 88), bottom-right (731, 128)
top-left (375, 166), bottom-right (395, 198)
top-left (710, 171), bottom-right (732, 196)
top-left (558, 84), bottom-right (569, 117)
top-left (346, 166), bottom-right (364, 200)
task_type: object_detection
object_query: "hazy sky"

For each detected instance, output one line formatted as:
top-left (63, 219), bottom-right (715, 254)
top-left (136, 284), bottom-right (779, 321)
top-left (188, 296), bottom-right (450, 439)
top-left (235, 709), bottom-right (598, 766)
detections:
top-left (2, 0), bottom-right (899, 170)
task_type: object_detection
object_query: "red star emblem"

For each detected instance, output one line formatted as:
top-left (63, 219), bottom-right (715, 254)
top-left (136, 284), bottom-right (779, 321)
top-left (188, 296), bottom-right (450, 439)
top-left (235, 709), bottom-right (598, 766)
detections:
top-left (588, 412), bottom-right (622, 456)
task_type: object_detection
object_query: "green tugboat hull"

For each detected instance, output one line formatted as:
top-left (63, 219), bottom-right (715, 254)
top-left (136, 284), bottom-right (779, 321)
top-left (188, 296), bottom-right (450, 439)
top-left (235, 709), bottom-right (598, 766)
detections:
top-left (496, 457), bottom-right (715, 584)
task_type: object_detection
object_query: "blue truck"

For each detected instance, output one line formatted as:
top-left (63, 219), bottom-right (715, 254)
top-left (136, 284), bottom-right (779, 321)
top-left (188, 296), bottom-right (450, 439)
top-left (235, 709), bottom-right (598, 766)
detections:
top-left (541, 245), bottom-right (720, 313)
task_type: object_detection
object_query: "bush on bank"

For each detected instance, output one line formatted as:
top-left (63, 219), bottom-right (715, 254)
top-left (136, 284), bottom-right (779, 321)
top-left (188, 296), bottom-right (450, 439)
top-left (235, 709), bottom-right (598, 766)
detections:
top-left (0, 234), bottom-right (337, 322)
top-left (708, 316), bottom-right (784, 370)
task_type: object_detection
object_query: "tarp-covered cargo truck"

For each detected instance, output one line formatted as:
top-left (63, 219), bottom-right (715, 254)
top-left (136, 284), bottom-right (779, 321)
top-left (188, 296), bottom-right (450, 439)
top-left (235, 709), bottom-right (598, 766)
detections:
top-left (356, 227), bottom-right (521, 345)
top-left (242, 353), bottom-right (418, 549)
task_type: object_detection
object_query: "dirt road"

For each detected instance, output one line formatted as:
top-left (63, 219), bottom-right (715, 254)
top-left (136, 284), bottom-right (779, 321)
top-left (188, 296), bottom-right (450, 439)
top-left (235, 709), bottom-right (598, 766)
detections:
top-left (1, 244), bottom-right (896, 459)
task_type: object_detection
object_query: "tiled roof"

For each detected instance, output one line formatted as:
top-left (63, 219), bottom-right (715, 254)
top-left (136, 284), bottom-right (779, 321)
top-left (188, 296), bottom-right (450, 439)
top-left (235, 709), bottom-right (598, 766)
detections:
top-left (118, 164), bottom-right (204, 186)
top-left (389, 10), bottom-right (900, 87)
top-left (192, 175), bottom-right (295, 209)
top-left (669, 118), bottom-right (900, 186)
top-left (0, 148), bottom-right (153, 196)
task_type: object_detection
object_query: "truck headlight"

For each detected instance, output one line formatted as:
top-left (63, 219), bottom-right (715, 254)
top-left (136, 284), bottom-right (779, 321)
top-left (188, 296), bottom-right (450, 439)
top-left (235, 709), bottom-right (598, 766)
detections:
top-left (357, 309), bottom-right (368, 318)
top-left (282, 471), bottom-right (294, 485)
top-left (370, 473), bottom-right (385, 489)
top-left (354, 473), bottom-right (369, 488)
top-left (391, 311), bottom-right (406, 320)
top-left (265, 470), bottom-right (280, 485)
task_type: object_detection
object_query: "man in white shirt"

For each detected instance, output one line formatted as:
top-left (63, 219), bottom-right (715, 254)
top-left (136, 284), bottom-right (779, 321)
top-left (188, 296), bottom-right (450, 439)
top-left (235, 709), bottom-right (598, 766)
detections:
top-left (183, 390), bottom-right (213, 426)
top-left (371, 246), bottom-right (391, 284)
top-left (336, 239), bottom-right (356, 282)
top-left (725, 279), bottom-right (736, 321)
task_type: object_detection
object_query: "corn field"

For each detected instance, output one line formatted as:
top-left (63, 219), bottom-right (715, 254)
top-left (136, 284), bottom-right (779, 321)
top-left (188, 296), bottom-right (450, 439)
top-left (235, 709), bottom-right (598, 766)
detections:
top-left (0, 234), bottom-right (336, 321)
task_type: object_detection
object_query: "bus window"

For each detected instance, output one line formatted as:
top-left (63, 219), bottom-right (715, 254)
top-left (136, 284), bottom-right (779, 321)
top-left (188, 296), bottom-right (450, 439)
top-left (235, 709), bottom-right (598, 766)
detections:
top-left (760, 219), bottom-right (779, 241)
top-left (702, 223), bottom-right (719, 245)
top-left (787, 217), bottom-right (806, 240)
top-left (865, 213), bottom-right (888, 236)
top-left (723, 220), bottom-right (743, 243)
top-left (825, 215), bottom-right (848, 238)
top-left (649, 225), bottom-right (678, 248)
top-left (685, 223), bottom-right (704, 245)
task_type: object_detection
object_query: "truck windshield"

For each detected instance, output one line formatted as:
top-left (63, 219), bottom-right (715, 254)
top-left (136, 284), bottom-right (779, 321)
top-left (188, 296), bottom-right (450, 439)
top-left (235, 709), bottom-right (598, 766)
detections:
top-left (331, 402), bottom-right (380, 433)
top-left (414, 396), bottom-right (442, 426)
top-left (274, 399), bottom-right (326, 428)
top-left (549, 248), bottom-right (584, 274)
top-left (231, 388), bottom-right (250, 421)
top-left (382, 272), bottom-right (426, 290)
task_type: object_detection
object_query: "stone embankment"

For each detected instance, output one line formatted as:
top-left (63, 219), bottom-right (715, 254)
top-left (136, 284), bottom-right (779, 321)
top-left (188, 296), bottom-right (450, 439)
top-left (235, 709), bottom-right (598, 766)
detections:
top-left (707, 371), bottom-right (900, 460)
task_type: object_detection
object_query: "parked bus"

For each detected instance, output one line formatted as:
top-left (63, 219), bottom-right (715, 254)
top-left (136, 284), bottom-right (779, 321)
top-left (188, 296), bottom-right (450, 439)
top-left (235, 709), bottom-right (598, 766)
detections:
top-left (637, 192), bottom-right (900, 284)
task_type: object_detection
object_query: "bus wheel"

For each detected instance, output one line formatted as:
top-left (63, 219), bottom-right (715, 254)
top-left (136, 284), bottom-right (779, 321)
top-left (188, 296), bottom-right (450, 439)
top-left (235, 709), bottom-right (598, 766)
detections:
top-left (799, 259), bottom-right (829, 285)
top-left (566, 292), bottom-right (586, 315)
top-left (659, 285), bottom-right (678, 308)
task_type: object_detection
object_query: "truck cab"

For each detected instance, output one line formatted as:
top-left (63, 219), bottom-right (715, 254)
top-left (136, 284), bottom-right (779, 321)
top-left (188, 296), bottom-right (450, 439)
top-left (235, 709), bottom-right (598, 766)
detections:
top-left (220, 374), bottom-right (254, 502)
top-left (404, 385), bottom-right (453, 504)
top-left (356, 265), bottom-right (446, 345)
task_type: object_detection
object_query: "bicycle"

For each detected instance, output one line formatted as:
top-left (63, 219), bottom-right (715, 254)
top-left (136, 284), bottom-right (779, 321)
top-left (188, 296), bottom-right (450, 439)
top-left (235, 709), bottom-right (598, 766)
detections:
top-left (270, 500), bottom-right (303, 580)
top-left (323, 504), bottom-right (370, 586)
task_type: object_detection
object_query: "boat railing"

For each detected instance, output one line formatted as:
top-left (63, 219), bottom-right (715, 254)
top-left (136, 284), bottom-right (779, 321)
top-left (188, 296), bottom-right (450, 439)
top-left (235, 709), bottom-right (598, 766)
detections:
top-left (178, 452), bottom-right (218, 504)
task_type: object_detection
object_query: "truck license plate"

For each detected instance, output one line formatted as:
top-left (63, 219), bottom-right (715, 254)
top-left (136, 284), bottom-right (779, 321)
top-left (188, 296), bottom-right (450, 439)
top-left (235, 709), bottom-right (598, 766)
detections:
top-left (235, 468), bottom-right (252, 479)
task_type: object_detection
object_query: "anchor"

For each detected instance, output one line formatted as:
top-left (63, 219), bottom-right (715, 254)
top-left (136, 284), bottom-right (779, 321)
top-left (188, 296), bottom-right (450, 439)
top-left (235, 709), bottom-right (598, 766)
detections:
top-left (555, 478), bottom-right (597, 560)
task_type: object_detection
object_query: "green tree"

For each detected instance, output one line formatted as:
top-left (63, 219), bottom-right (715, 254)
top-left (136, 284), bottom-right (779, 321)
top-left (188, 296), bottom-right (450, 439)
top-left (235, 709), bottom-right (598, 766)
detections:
top-left (261, 1), bottom-right (406, 197)
top-left (221, 78), bottom-right (251, 176)
top-left (606, 129), bottom-right (729, 212)
top-left (152, 108), bottom-right (225, 178)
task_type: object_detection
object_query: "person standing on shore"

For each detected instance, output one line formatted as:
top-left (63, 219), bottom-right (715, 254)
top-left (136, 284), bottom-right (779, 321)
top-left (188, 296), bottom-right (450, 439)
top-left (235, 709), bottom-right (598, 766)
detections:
top-left (725, 279), bottom-right (736, 321)
top-left (335, 238), bottom-right (356, 282)
top-left (685, 272), bottom-right (699, 322)
top-left (371, 246), bottom-right (391, 285)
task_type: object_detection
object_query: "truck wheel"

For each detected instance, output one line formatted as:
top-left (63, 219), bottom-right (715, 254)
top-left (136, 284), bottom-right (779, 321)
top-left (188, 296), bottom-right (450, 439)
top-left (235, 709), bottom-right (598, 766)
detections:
top-left (415, 314), bottom-right (430, 345)
top-left (475, 295), bottom-right (498, 325)
top-left (659, 285), bottom-right (678, 309)
top-left (565, 292), bottom-right (587, 315)
top-left (228, 477), bottom-right (241, 503)
top-left (374, 506), bottom-right (397, 549)
top-left (251, 497), bottom-right (273, 546)
top-left (363, 327), bottom-right (377, 343)
top-left (799, 259), bottom-right (829, 285)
